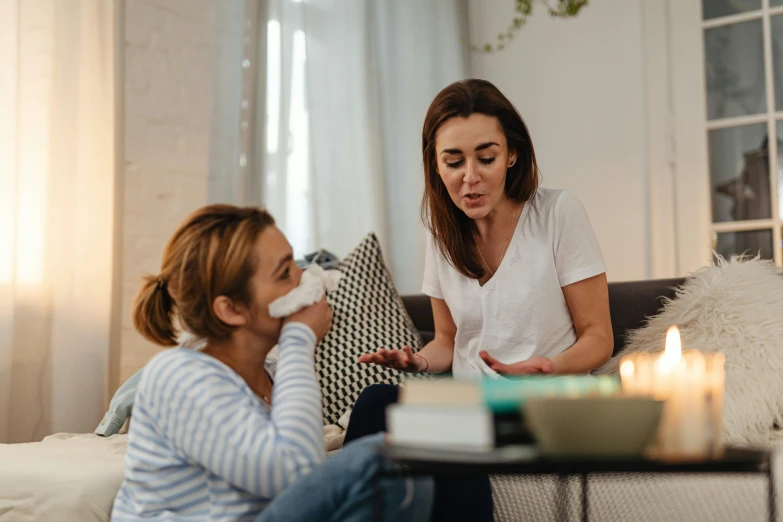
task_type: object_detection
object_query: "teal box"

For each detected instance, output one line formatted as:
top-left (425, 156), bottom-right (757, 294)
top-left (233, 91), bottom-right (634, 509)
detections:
top-left (481, 375), bottom-right (620, 413)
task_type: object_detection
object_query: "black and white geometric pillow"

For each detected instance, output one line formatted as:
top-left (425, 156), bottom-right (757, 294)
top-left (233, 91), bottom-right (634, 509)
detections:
top-left (316, 232), bottom-right (425, 425)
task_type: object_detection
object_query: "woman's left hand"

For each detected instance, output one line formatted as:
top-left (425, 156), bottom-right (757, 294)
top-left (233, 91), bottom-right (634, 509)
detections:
top-left (479, 351), bottom-right (555, 375)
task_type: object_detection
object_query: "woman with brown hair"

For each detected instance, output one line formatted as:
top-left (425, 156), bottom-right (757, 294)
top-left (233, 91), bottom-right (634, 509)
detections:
top-left (349, 79), bottom-right (614, 520)
top-left (111, 205), bottom-right (433, 522)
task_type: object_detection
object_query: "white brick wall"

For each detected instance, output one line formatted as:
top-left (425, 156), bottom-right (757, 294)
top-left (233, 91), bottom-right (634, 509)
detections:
top-left (119, 0), bottom-right (244, 385)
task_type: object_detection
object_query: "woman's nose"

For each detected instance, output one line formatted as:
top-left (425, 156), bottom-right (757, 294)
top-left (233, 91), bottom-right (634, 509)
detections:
top-left (292, 264), bottom-right (304, 286)
top-left (463, 160), bottom-right (480, 183)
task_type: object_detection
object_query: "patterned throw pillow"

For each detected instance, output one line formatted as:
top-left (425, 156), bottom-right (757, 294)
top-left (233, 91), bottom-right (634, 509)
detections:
top-left (316, 233), bottom-right (424, 425)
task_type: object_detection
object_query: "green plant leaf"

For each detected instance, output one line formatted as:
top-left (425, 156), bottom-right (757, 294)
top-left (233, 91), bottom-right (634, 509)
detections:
top-left (472, 0), bottom-right (586, 54)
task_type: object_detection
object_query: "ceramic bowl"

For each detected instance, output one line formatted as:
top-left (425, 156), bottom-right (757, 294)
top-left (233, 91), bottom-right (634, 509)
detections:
top-left (524, 395), bottom-right (663, 459)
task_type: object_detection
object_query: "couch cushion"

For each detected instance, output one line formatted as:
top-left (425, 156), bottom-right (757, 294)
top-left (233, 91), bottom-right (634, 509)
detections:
top-left (607, 278), bottom-right (683, 355)
top-left (316, 233), bottom-right (424, 425)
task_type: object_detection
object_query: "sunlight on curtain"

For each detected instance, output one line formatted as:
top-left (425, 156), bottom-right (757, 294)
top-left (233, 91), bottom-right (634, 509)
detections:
top-left (0, 0), bottom-right (18, 287)
top-left (258, 0), bottom-right (468, 292)
top-left (0, 0), bottom-right (48, 287)
top-left (285, 30), bottom-right (312, 253)
top-left (13, 58), bottom-right (49, 287)
top-left (264, 5), bottom-right (313, 257)
top-left (266, 20), bottom-right (280, 156)
top-left (0, 0), bottom-right (115, 443)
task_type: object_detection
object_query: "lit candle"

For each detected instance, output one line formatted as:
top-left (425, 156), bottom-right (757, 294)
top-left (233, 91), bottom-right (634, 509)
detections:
top-left (635, 353), bottom-right (653, 397)
top-left (650, 327), bottom-right (682, 457)
top-left (658, 325), bottom-right (682, 374)
top-left (619, 325), bottom-right (725, 461)
top-left (620, 358), bottom-right (636, 395)
top-left (706, 352), bottom-right (726, 457)
top-left (680, 351), bottom-right (707, 458)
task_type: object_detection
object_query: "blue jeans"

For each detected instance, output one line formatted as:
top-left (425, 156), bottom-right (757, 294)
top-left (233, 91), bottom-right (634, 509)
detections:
top-left (256, 433), bottom-right (433, 522)
top-left (345, 384), bottom-right (494, 522)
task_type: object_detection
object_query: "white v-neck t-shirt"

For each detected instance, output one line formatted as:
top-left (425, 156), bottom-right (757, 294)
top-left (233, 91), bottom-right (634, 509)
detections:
top-left (421, 188), bottom-right (606, 378)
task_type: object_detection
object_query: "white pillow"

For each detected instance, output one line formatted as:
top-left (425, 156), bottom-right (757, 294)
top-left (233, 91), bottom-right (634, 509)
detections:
top-left (596, 256), bottom-right (783, 446)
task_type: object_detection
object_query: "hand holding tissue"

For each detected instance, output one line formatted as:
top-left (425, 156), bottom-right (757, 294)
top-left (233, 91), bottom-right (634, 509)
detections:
top-left (268, 264), bottom-right (343, 318)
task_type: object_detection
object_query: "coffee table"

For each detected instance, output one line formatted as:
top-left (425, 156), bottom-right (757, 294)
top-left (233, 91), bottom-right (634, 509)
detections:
top-left (375, 444), bottom-right (775, 522)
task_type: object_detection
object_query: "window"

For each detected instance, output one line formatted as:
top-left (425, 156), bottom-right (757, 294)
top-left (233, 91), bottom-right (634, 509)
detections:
top-left (264, 11), bottom-right (313, 257)
top-left (702, 0), bottom-right (783, 264)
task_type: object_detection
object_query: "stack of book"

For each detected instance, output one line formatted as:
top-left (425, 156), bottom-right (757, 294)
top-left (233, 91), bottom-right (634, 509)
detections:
top-left (386, 379), bottom-right (493, 451)
top-left (386, 375), bottom-right (621, 451)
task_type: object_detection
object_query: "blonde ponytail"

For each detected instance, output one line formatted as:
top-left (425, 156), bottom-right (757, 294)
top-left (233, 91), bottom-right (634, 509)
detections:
top-left (131, 205), bottom-right (275, 347)
top-left (132, 274), bottom-right (177, 346)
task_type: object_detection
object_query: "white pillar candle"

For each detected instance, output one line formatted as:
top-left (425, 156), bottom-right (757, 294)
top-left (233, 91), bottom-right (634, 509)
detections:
top-left (635, 353), bottom-right (653, 397)
top-left (620, 357), bottom-right (637, 395)
top-left (680, 351), bottom-right (707, 458)
top-left (620, 326), bottom-right (724, 461)
top-left (706, 352), bottom-right (726, 457)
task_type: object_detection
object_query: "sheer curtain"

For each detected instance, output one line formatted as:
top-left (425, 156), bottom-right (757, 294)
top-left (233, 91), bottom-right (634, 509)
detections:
top-left (261, 0), bottom-right (469, 293)
top-left (0, 0), bottom-right (116, 443)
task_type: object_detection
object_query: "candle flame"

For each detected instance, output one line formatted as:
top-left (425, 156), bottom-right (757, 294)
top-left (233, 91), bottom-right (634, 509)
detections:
top-left (657, 325), bottom-right (682, 373)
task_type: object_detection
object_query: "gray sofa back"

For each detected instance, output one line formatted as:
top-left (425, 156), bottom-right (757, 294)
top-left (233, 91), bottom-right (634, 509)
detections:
top-left (400, 278), bottom-right (685, 356)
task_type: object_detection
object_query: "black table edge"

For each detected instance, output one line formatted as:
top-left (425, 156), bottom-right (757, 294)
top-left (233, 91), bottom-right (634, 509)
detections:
top-left (378, 443), bottom-right (773, 476)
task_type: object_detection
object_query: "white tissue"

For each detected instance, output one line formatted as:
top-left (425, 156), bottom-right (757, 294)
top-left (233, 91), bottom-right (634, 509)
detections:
top-left (268, 264), bottom-right (343, 318)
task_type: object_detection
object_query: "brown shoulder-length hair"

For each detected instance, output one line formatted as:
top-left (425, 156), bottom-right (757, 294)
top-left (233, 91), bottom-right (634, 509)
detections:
top-left (132, 204), bottom-right (275, 347)
top-left (421, 78), bottom-right (540, 279)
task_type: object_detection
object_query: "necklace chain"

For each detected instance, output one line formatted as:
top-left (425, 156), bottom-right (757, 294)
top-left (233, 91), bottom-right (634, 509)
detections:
top-left (473, 204), bottom-right (520, 277)
top-left (258, 371), bottom-right (272, 405)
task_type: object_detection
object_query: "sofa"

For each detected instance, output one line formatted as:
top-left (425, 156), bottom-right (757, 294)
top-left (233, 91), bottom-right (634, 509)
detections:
top-left (1, 278), bottom-right (777, 522)
top-left (400, 278), bottom-right (780, 522)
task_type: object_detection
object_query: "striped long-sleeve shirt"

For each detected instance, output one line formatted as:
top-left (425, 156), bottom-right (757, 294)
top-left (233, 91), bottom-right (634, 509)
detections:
top-left (111, 323), bottom-right (325, 521)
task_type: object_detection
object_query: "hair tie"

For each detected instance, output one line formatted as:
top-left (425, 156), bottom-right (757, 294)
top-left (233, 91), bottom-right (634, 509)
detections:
top-left (156, 278), bottom-right (167, 292)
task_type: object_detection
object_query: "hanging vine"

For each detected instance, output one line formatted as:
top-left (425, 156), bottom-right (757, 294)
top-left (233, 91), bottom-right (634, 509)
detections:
top-left (473, 0), bottom-right (589, 53)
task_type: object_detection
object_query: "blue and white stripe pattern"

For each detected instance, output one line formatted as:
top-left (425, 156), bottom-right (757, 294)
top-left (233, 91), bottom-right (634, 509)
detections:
top-left (111, 323), bottom-right (324, 521)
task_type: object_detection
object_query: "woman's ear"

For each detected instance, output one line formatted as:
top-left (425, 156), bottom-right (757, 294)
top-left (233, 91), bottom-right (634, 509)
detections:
top-left (508, 151), bottom-right (517, 168)
top-left (212, 296), bottom-right (247, 327)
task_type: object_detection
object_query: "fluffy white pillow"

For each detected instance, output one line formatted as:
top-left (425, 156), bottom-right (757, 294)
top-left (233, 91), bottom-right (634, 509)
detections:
top-left (596, 256), bottom-right (783, 446)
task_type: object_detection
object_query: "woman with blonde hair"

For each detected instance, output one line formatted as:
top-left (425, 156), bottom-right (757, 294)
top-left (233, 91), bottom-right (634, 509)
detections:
top-left (111, 204), bottom-right (432, 521)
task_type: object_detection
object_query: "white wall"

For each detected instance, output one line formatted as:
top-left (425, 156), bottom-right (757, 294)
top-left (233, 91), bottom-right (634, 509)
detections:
top-left (468, 0), bottom-right (652, 282)
top-left (113, 0), bottom-right (710, 389)
top-left (118, 0), bottom-right (245, 385)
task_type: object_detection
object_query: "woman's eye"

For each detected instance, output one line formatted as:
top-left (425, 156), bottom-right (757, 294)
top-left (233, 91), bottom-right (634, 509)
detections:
top-left (479, 157), bottom-right (496, 165)
top-left (445, 160), bottom-right (464, 169)
top-left (280, 268), bottom-right (290, 280)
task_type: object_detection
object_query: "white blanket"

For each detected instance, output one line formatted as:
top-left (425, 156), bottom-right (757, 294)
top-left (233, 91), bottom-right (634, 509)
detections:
top-left (0, 426), bottom-right (346, 522)
top-left (0, 433), bottom-right (126, 522)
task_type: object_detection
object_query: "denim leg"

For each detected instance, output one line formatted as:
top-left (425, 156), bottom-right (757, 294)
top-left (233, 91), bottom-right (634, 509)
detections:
top-left (256, 433), bottom-right (433, 522)
top-left (343, 383), bottom-right (399, 444)
top-left (345, 384), bottom-right (493, 521)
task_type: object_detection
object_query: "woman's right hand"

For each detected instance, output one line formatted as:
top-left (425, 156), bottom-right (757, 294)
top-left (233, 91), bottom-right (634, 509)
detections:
top-left (358, 346), bottom-right (425, 373)
top-left (284, 298), bottom-right (333, 341)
